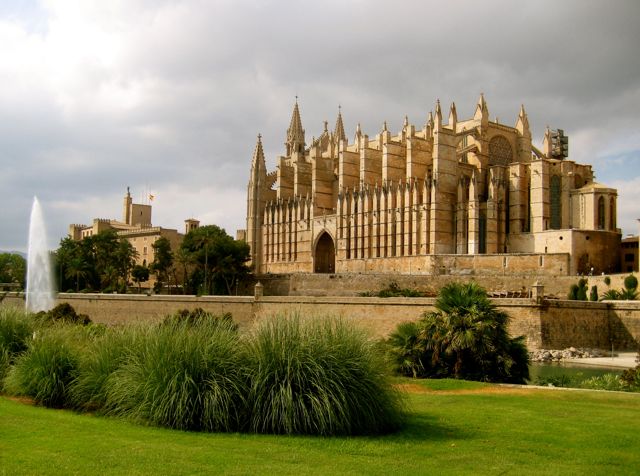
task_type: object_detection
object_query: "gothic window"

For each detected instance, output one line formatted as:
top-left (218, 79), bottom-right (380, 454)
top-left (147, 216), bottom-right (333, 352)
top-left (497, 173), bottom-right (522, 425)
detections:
top-left (550, 175), bottom-right (562, 229)
top-left (597, 196), bottom-right (605, 230)
top-left (489, 135), bottom-right (513, 166)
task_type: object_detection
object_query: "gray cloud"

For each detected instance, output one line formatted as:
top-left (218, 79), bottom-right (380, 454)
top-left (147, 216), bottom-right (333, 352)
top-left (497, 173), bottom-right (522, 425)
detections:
top-left (1, 0), bottom-right (639, 252)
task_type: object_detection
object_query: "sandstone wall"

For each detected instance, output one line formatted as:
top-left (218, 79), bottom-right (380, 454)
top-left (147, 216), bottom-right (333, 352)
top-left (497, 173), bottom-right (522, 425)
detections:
top-left (2, 292), bottom-right (638, 351)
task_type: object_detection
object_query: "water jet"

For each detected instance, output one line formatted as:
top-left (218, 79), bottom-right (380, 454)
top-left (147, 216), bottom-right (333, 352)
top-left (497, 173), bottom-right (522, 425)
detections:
top-left (26, 196), bottom-right (55, 312)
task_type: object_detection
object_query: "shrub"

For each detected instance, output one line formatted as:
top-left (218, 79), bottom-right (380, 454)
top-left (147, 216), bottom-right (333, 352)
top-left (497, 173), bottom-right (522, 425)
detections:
top-left (387, 283), bottom-right (530, 383)
top-left (387, 321), bottom-right (428, 378)
top-left (245, 314), bottom-right (404, 436)
top-left (620, 365), bottom-right (640, 389)
top-left (601, 289), bottom-right (621, 300)
top-left (568, 279), bottom-right (588, 301)
top-left (0, 308), bottom-right (34, 384)
top-left (604, 276), bottom-right (611, 287)
top-left (105, 316), bottom-right (246, 432)
top-left (624, 274), bottom-right (638, 292)
top-left (577, 279), bottom-right (588, 301)
top-left (360, 281), bottom-right (423, 298)
top-left (568, 284), bottom-right (579, 300)
top-left (579, 374), bottom-right (626, 391)
top-left (35, 303), bottom-right (91, 325)
top-left (590, 285), bottom-right (598, 302)
top-left (4, 325), bottom-right (85, 407)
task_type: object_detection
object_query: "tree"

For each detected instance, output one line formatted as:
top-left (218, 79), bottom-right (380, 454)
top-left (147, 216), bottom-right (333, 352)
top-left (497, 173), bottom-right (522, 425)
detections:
top-left (113, 238), bottom-right (138, 292)
top-left (173, 247), bottom-right (195, 295)
top-left (180, 225), bottom-right (250, 295)
top-left (131, 265), bottom-right (150, 293)
top-left (55, 231), bottom-right (137, 293)
top-left (0, 253), bottom-right (26, 289)
top-left (387, 282), bottom-right (530, 383)
top-left (151, 237), bottom-right (173, 294)
top-left (65, 256), bottom-right (91, 292)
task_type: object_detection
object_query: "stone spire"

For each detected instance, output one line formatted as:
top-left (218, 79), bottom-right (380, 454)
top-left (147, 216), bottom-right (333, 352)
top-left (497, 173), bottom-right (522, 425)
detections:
top-left (434, 100), bottom-right (442, 130)
top-left (334, 105), bottom-right (346, 142)
top-left (448, 102), bottom-right (457, 131)
top-left (286, 98), bottom-right (305, 155)
top-left (251, 133), bottom-right (266, 172)
top-left (474, 93), bottom-right (489, 125)
top-left (515, 104), bottom-right (531, 137)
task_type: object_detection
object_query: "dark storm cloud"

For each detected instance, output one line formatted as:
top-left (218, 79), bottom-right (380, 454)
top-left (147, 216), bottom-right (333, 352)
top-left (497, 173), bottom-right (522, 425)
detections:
top-left (1, 0), bottom-right (639, 251)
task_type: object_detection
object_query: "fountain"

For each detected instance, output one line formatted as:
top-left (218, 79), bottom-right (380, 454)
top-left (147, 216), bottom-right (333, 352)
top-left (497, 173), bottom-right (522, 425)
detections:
top-left (26, 196), bottom-right (55, 312)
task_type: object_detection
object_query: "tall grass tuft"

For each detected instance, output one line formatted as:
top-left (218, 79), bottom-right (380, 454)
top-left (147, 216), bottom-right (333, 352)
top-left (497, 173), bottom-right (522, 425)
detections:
top-left (69, 325), bottom-right (144, 412)
top-left (4, 324), bottom-right (86, 407)
top-left (245, 314), bottom-right (404, 436)
top-left (0, 307), bottom-right (35, 385)
top-left (105, 316), bottom-right (247, 432)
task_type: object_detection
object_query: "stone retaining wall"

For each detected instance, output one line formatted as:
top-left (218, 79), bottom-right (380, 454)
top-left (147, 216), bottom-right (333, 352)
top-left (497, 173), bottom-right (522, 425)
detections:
top-left (2, 292), bottom-right (639, 351)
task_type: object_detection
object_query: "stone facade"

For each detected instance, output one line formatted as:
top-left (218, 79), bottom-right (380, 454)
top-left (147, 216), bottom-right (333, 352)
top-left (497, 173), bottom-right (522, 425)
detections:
top-left (242, 96), bottom-right (621, 276)
top-left (69, 188), bottom-right (198, 270)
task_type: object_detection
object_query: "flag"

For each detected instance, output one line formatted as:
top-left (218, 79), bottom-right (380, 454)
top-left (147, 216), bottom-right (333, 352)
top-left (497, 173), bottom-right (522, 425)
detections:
top-left (149, 194), bottom-right (155, 201)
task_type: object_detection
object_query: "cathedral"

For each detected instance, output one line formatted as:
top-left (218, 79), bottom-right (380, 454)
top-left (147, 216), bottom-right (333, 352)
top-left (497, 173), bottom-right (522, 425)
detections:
top-left (242, 95), bottom-right (620, 276)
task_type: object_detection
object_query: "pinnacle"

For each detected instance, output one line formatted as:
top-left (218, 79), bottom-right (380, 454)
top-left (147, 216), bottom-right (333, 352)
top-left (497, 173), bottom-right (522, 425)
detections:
top-left (286, 99), bottom-right (305, 154)
top-left (334, 107), bottom-right (346, 142)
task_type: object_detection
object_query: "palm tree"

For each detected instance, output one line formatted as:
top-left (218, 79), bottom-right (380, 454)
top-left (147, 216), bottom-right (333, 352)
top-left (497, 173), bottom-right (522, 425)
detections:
top-left (65, 256), bottom-right (91, 292)
top-left (418, 282), bottom-right (529, 383)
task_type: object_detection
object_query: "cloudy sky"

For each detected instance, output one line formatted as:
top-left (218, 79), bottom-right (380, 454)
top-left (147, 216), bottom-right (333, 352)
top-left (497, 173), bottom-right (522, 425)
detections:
top-left (1, 0), bottom-right (639, 252)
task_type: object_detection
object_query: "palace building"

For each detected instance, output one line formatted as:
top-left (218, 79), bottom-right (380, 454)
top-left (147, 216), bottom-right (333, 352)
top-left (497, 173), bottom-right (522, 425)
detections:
top-left (242, 95), bottom-right (621, 276)
top-left (69, 188), bottom-right (199, 269)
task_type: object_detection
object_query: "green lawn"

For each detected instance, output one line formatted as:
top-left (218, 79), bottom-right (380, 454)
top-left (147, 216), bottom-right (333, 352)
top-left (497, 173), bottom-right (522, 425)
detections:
top-left (2, 379), bottom-right (639, 475)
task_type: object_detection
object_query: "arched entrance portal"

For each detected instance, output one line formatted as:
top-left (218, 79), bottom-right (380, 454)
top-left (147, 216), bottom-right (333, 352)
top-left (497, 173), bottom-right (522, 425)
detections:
top-left (314, 232), bottom-right (335, 273)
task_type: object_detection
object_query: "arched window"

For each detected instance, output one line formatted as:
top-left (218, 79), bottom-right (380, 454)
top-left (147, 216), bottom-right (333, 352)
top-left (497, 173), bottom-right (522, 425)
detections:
top-left (597, 196), bottom-right (605, 230)
top-left (550, 175), bottom-right (562, 229)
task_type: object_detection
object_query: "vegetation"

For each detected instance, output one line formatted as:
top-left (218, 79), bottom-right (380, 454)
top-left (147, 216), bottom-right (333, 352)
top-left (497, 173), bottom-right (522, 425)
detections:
top-left (150, 237), bottom-right (173, 293)
top-left (387, 282), bottom-right (529, 383)
top-left (245, 314), bottom-right (403, 435)
top-left (601, 273), bottom-right (639, 300)
top-left (4, 325), bottom-right (87, 407)
top-left (55, 232), bottom-right (138, 293)
top-left (131, 265), bottom-right (150, 292)
top-left (1, 310), bottom-right (402, 436)
top-left (359, 281), bottom-right (424, 297)
top-left (0, 252), bottom-right (26, 289)
top-left (0, 307), bottom-right (33, 385)
top-left (2, 378), bottom-right (640, 474)
top-left (568, 278), bottom-right (588, 300)
top-left (180, 225), bottom-right (250, 295)
top-left (105, 316), bottom-right (246, 432)
top-left (34, 302), bottom-right (91, 325)
top-left (590, 285), bottom-right (599, 301)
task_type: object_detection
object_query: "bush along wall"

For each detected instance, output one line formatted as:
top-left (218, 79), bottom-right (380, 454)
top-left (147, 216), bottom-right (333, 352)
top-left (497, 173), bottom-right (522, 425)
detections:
top-left (0, 307), bottom-right (405, 436)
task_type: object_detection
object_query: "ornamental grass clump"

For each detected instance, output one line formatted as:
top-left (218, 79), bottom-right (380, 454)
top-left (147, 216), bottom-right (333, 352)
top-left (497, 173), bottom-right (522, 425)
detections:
top-left (0, 307), bottom-right (34, 385)
top-left (69, 325), bottom-right (145, 412)
top-left (4, 324), bottom-right (86, 407)
top-left (105, 316), bottom-right (247, 432)
top-left (245, 314), bottom-right (404, 436)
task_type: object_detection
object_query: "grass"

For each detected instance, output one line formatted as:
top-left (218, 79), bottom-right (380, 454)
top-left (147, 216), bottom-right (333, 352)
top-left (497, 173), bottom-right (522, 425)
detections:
top-left (245, 314), bottom-right (403, 435)
top-left (2, 379), bottom-right (640, 475)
